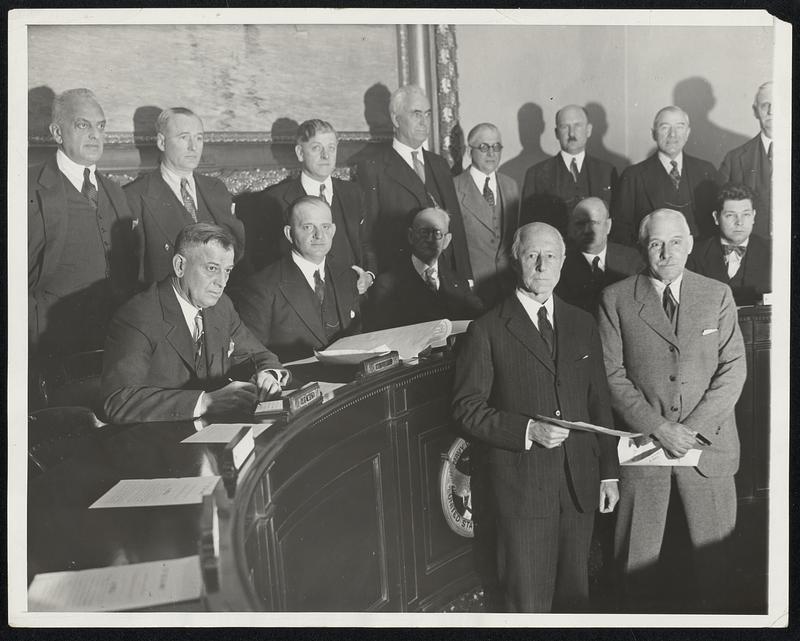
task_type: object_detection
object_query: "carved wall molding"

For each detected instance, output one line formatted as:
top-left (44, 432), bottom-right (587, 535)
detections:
top-left (434, 25), bottom-right (462, 171)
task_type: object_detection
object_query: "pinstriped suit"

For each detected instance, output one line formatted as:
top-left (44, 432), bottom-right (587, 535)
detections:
top-left (452, 294), bottom-right (618, 612)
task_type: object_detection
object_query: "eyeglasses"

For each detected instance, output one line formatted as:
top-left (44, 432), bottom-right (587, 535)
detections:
top-left (470, 143), bottom-right (503, 154)
top-left (413, 228), bottom-right (446, 240)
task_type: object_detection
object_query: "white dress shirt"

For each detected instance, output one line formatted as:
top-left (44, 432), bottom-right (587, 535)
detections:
top-left (468, 165), bottom-right (497, 203)
top-left (56, 148), bottom-right (97, 193)
top-left (411, 254), bottom-right (438, 290)
top-left (160, 163), bottom-right (197, 206)
top-left (301, 172), bottom-right (334, 203)
top-left (393, 137), bottom-right (426, 173)
top-left (560, 149), bottom-right (586, 174)
top-left (649, 271), bottom-right (684, 303)
top-left (581, 245), bottom-right (608, 271)
top-left (515, 289), bottom-right (555, 331)
top-left (658, 151), bottom-right (684, 176)
top-left (291, 250), bottom-right (327, 291)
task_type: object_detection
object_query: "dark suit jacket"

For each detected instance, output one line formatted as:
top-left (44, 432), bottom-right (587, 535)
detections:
top-left (357, 144), bottom-right (472, 278)
top-left (368, 255), bottom-right (484, 330)
top-left (233, 255), bottom-right (361, 363)
top-left (688, 234), bottom-right (771, 306)
top-left (235, 176), bottom-right (376, 274)
top-left (718, 135), bottom-right (772, 239)
top-left (520, 154), bottom-right (618, 234)
top-left (101, 279), bottom-right (281, 424)
top-left (124, 169), bottom-right (246, 285)
top-left (29, 155), bottom-right (137, 351)
top-left (452, 294), bottom-right (618, 519)
top-left (556, 241), bottom-right (645, 313)
top-left (598, 270), bottom-right (746, 478)
top-left (611, 153), bottom-right (718, 244)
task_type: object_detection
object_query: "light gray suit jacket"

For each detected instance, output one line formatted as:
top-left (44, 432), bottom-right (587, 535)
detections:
top-left (597, 269), bottom-right (746, 477)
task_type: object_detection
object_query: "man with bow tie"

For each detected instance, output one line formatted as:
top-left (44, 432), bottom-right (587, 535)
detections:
top-left (598, 209), bottom-right (746, 612)
top-left (688, 183), bottom-right (771, 306)
top-left (102, 223), bottom-right (288, 424)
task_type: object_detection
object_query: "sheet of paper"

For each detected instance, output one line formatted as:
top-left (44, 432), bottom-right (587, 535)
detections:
top-left (314, 346), bottom-right (391, 365)
top-left (254, 399), bottom-right (286, 414)
top-left (181, 423), bottom-right (256, 444)
top-left (89, 476), bottom-right (220, 509)
top-left (317, 319), bottom-right (453, 361)
top-left (431, 319), bottom-right (472, 347)
top-left (28, 555), bottom-right (203, 612)
top-left (534, 414), bottom-right (639, 438)
top-left (618, 438), bottom-right (702, 466)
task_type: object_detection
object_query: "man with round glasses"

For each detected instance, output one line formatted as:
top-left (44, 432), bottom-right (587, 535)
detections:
top-left (521, 105), bottom-right (617, 236)
top-left (368, 207), bottom-right (483, 329)
top-left (454, 123), bottom-right (520, 307)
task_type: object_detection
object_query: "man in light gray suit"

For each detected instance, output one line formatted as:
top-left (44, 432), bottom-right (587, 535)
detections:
top-left (454, 123), bottom-right (520, 306)
top-left (598, 209), bottom-right (746, 613)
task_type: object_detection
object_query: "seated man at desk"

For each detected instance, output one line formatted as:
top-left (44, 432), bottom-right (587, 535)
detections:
top-left (234, 195), bottom-right (362, 362)
top-left (102, 223), bottom-right (289, 424)
top-left (688, 183), bottom-right (771, 306)
top-left (369, 207), bottom-right (484, 329)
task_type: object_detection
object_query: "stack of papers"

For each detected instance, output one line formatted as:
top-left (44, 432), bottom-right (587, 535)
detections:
top-left (89, 476), bottom-right (220, 509)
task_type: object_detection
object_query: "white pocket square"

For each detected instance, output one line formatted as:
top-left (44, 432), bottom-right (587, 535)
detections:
top-left (227, 340), bottom-right (235, 357)
top-left (579, 354), bottom-right (589, 360)
top-left (350, 310), bottom-right (356, 319)
top-left (702, 328), bottom-right (718, 336)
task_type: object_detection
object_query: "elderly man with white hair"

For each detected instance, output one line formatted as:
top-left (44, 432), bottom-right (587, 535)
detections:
top-left (357, 84), bottom-right (472, 278)
top-left (611, 106), bottom-right (718, 244)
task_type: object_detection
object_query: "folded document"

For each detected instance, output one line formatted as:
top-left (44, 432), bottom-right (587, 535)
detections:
top-left (618, 438), bottom-right (702, 466)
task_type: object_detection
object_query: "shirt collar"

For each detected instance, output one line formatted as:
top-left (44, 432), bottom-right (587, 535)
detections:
top-left (581, 245), bottom-right (608, 269)
top-left (300, 171), bottom-right (334, 199)
top-left (160, 163), bottom-right (196, 199)
top-left (291, 250), bottom-right (326, 286)
top-left (171, 280), bottom-right (202, 335)
top-left (648, 271), bottom-right (684, 303)
top-left (657, 151), bottom-right (683, 175)
top-left (760, 132), bottom-right (772, 155)
top-left (393, 137), bottom-right (427, 170)
top-left (515, 288), bottom-right (555, 330)
top-left (468, 165), bottom-right (496, 192)
top-left (411, 253), bottom-right (437, 277)
top-left (720, 237), bottom-right (749, 248)
top-left (56, 148), bottom-right (97, 193)
top-left (560, 149), bottom-right (586, 172)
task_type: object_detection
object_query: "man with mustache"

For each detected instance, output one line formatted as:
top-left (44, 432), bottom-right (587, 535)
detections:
top-left (521, 105), bottom-right (618, 237)
top-left (101, 223), bottom-right (288, 424)
top-left (124, 107), bottom-right (246, 285)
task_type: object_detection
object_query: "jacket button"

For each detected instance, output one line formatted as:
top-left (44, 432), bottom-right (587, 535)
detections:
top-left (669, 375), bottom-right (676, 382)
top-left (555, 410), bottom-right (561, 417)
top-left (670, 406), bottom-right (679, 412)
top-left (164, 243), bottom-right (171, 251)
top-left (669, 346), bottom-right (676, 353)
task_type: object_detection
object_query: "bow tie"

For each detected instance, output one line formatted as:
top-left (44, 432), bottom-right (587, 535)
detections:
top-left (722, 244), bottom-right (746, 258)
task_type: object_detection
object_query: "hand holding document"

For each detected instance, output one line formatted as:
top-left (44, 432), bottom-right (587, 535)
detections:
top-left (28, 556), bottom-right (202, 611)
top-left (89, 476), bottom-right (220, 509)
top-left (618, 437), bottom-right (702, 467)
top-left (316, 319), bottom-right (454, 363)
top-left (533, 414), bottom-right (639, 439)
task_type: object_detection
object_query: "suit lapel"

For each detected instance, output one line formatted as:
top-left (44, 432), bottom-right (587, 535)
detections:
top-left (97, 172), bottom-right (126, 219)
top-left (502, 296), bottom-right (556, 375)
top-left (158, 280), bottom-right (198, 372)
top-left (195, 174), bottom-right (222, 221)
top-left (642, 155), bottom-right (665, 211)
top-left (144, 172), bottom-right (188, 250)
top-left (278, 258), bottom-right (327, 344)
top-left (328, 261), bottom-right (354, 328)
top-left (553, 297), bottom-right (581, 371)
top-left (202, 302), bottom-right (226, 375)
top-left (36, 157), bottom-right (69, 282)
top-left (675, 271), bottom-right (704, 344)
top-left (459, 173), bottom-right (494, 233)
top-left (385, 148), bottom-right (429, 205)
top-left (332, 180), bottom-right (362, 261)
top-left (633, 273), bottom-right (679, 348)
top-left (280, 178), bottom-right (306, 208)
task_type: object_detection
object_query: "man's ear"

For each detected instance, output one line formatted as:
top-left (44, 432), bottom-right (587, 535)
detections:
top-left (441, 232), bottom-right (452, 251)
top-left (294, 144), bottom-right (304, 163)
top-left (712, 211), bottom-right (720, 227)
top-left (49, 123), bottom-right (62, 145)
top-left (651, 128), bottom-right (658, 143)
top-left (156, 133), bottom-right (166, 153)
top-left (283, 225), bottom-right (293, 245)
top-left (585, 123), bottom-right (593, 139)
top-left (172, 253), bottom-right (185, 277)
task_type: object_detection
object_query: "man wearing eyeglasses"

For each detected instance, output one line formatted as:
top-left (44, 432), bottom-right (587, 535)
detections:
top-left (521, 105), bottom-right (617, 237)
top-left (368, 207), bottom-right (483, 330)
top-left (611, 106), bottom-right (718, 245)
top-left (454, 123), bottom-right (520, 307)
top-left (357, 85), bottom-right (472, 278)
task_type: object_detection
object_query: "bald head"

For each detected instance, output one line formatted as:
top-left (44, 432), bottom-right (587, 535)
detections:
top-left (569, 197), bottom-right (611, 254)
top-left (555, 105), bottom-right (592, 155)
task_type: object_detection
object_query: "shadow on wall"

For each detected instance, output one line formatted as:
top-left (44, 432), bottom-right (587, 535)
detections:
top-left (673, 77), bottom-right (751, 167)
top-left (584, 102), bottom-right (632, 173)
top-left (29, 86), bottom-right (55, 140)
top-left (346, 82), bottom-right (393, 170)
top-left (498, 102), bottom-right (549, 190)
top-left (133, 105), bottom-right (162, 175)
top-left (271, 117), bottom-right (301, 168)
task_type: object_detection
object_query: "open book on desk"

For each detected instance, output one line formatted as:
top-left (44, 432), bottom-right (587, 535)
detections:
top-left (315, 319), bottom-right (472, 364)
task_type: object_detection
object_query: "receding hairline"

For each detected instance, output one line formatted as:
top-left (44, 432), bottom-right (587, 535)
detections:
top-left (555, 105), bottom-right (589, 125)
top-left (512, 222), bottom-right (566, 260)
top-left (288, 196), bottom-right (332, 225)
top-left (571, 197), bottom-right (609, 220)
top-left (753, 81), bottom-right (773, 106)
top-left (638, 209), bottom-right (691, 244)
top-left (51, 88), bottom-right (103, 126)
top-left (467, 123), bottom-right (500, 146)
top-left (652, 106), bottom-right (690, 129)
top-left (389, 84), bottom-right (429, 116)
top-left (411, 207), bottom-right (451, 229)
top-left (156, 107), bottom-right (203, 136)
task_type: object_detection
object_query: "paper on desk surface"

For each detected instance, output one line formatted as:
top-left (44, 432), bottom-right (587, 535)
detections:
top-left (317, 319), bottom-right (453, 361)
top-left (618, 438), bottom-right (702, 466)
top-left (28, 555), bottom-right (202, 612)
top-left (89, 476), bottom-right (220, 509)
top-left (534, 414), bottom-right (639, 439)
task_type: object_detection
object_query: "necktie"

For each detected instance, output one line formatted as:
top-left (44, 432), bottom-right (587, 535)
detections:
top-left (424, 266), bottom-right (438, 292)
top-left (319, 183), bottom-right (328, 204)
top-left (570, 157), bottom-right (580, 183)
top-left (411, 150), bottom-right (426, 184)
top-left (669, 160), bottom-right (681, 190)
top-left (193, 310), bottom-right (204, 365)
top-left (767, 142), bottom-right (773, 163)
top-left (537, 306), bottom-right (555, 359)
top-left (181, 178), bottom-right (198, 222)
top-left (82, 167), bottom-right (98, 209)
top-left (591, 255), bottom-right (601, 275)
top-left (483, 176), bottom-right (495, 206)
top-left (314, 269), bottom-right (325, 306)
top-left (663, 285), bottom-right (677, 324)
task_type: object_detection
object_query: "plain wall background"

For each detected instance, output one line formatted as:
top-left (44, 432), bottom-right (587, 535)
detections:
top-left (456, 25), bottom-right (774, 187)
